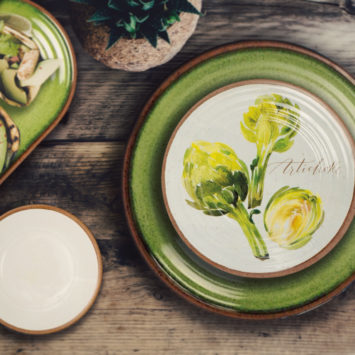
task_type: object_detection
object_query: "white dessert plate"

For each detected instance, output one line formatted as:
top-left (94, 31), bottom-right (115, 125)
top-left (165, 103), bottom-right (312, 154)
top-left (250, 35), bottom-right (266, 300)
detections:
top-left (0, 205), bottom-right (102, 334)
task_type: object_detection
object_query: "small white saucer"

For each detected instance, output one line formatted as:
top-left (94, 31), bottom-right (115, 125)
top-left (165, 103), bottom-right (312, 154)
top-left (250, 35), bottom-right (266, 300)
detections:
top-left (0, 205), bottom-right (102, 334)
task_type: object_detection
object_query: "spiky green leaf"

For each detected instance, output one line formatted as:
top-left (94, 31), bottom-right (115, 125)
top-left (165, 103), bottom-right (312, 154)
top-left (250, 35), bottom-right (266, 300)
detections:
top-left (141, 26), bottom-right (158, 47)
top-left (176, 0), bottom-right (201, 14)
top-left (127, 0), bottom-right (140, 6)
top-left (139, 0), bottom-right (156, 10)
top-left (70, 0), bottom-right (201, 48)
top-left (106, 28), bottom-right (123, 49)
top-left (158, 30), bottom-right (170, 43)
top-left (108, 0), bottom-right (124, 11)
top-left (88, 8), bottom-right (113, 23)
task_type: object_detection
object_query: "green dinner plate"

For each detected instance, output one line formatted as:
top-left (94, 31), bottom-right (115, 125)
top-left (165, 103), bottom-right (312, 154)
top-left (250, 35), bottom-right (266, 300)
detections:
top-left (0, 0), bottom-right (76, 183)
top-left (124, 42), bottom-right (355, 318)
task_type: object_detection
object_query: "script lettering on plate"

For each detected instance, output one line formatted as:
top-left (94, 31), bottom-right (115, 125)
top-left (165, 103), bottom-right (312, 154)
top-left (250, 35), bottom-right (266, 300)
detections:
top-left (268, 158), bottom-right (342, 176)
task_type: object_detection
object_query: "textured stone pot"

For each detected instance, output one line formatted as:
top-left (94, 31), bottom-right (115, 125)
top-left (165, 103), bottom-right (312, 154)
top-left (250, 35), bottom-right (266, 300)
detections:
top-left (70, 0), bottom-right (202, 71)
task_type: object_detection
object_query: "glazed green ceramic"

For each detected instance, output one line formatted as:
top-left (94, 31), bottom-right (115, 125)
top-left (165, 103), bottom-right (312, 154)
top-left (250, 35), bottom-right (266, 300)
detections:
top-left (0, 0), bottom-right (75, 175)
top-left (128, 43), bottom-right (355, 314)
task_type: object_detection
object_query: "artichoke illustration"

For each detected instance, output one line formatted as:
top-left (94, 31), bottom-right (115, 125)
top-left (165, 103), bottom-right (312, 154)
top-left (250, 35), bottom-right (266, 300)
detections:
top-left (183, 141), bottom-right (269, 259)
top-left (264, 186), bottom-right (324, 249)
top-left (241, 94), bottom-right (300, 208)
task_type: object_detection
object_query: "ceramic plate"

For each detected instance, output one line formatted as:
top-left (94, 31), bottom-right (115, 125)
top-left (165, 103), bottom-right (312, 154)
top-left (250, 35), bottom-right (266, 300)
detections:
top-left (163, 80), bottom-right (355, 278)
top-left (124, 42), bottom-right (355, 318)
top-left (0, 0), bottom-right (76, 184)
top-left (0, 205), bottom-right (102, 334)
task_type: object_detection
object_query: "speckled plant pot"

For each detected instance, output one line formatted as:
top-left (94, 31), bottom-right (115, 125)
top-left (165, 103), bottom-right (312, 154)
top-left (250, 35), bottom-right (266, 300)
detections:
top-left (70, 0), bottom-right (202, 71)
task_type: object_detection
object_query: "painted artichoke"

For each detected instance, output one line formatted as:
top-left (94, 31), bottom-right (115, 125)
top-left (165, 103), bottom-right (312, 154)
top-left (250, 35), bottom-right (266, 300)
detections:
top-left (264, 186), bottom-right (324, 249)
top-left (183, 141), bottom-right (269, 259)
top-left (240, 94), bottom-right (300, 208)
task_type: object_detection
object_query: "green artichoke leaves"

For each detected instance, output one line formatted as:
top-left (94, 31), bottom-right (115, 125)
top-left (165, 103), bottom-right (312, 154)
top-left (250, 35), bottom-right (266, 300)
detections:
top-left (264, 186), bottom-right (324, 249)
top-left (183, 141), bottom-right (269, 259)
top-left (183, 141), bottom-right (249, 216)
top-left (241, 94), bottom-right (300, 208)
top-left (180, 93), bottom-right (325, 260)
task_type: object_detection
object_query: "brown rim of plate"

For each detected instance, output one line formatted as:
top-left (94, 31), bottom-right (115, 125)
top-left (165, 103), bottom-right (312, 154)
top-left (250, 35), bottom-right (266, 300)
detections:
top-left (0, 204), bottom-right (103, 335)
top-left (0, 0), bottom-right (78, 186)
top-left (161, 79), bottom-right (355, 279)
top-left (122, 40), bottom-right (355, 319)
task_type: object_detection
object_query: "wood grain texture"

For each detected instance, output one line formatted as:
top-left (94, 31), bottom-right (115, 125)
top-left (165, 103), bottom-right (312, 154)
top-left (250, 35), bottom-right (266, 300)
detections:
top-left (40, 0), bottom-right (355, 141)
top-left (0, 142), bottom-right (354, 354)
top-left (0, 142), bottom-right (128, 241)
top-left (0, 0), bottom-right (354, 353)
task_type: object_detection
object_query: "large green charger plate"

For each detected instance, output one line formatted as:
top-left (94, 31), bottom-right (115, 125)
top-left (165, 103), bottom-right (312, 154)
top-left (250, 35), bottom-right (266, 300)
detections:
top-left (124, 41), bottom-right (355, 318)
top-left (0, 0), bottom-right (76, 184)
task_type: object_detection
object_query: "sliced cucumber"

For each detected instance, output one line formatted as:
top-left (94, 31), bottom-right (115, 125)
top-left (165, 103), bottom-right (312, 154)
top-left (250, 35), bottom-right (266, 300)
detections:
top-left (20, 59), bottom-right (61, 87)
top-left (0, 59), bottom-right (9, 73)
top-left (1, 68), bottom-right (27, 105)
top-left (0, 14), bottom-right (32, 37)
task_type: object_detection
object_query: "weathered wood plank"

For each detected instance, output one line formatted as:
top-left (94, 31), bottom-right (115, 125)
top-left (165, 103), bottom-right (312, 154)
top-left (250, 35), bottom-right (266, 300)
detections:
top-left (0, 1), bottom-right (354, 353)
top-left (0, 265), bottom-right (354, 354)
top-left (0, 142), bottom-right (129, 240)
top-left (31, 0), bottom-right (355, 141)
top-left (0, 141), bottom-right (354, 353)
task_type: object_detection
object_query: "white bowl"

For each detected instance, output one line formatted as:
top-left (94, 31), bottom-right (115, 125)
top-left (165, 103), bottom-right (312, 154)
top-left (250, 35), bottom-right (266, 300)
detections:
top-left (0, 205), bottom-right (102, 334)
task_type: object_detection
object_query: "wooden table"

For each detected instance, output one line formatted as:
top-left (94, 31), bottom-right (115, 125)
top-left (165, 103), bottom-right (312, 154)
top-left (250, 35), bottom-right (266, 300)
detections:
top-left (0, 1), bottom-right (354, 353)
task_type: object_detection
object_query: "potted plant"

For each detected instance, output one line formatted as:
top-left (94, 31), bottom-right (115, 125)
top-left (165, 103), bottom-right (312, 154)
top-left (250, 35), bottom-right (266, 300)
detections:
top-left (70, 0), bottom-right (202, 71)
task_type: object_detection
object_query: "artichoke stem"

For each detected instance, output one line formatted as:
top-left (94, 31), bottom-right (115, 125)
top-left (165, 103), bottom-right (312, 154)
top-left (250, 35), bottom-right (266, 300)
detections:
top-left (248, 153), bottom-right (271, 208)
top-left (228, 201), bottom-right (269, 260)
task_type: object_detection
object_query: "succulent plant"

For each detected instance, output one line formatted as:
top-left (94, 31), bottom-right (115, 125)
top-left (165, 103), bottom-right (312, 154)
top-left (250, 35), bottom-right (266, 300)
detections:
top-left (71, 0), bottom-right (201, 48)
top-left (183, 141), bottom-right (269, 260)
top-left (264, 186), bottom-right (324, 249)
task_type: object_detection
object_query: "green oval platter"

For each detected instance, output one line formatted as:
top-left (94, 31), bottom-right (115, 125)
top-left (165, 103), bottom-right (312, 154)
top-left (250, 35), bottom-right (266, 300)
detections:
top-left (123, 41), bottom-right (355, 318)
top-left (0, 0), bottom-right (76, 184)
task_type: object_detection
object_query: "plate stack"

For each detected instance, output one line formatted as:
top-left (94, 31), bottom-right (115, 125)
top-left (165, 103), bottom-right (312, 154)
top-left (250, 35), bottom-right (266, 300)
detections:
top-left (123, 42), bottom-right (355, 318)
